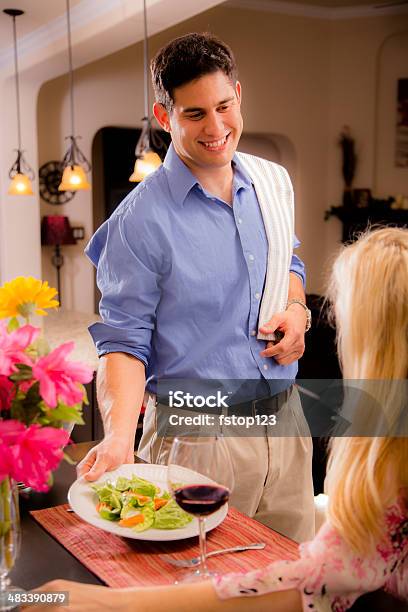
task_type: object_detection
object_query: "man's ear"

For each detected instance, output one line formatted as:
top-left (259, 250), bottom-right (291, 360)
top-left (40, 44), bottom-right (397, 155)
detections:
top-left (153, 102), bottom-right (170, 132)
top-left (235, 81), bottom-right (242, 105)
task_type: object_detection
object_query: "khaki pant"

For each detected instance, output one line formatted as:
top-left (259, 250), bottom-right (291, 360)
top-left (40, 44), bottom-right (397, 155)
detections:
top-left (137, 386), bottom-right (315, 543)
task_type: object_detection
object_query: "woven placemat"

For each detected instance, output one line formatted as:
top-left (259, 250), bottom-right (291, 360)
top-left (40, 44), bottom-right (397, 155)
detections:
top-left (31, 505), bottom-right (299, 587)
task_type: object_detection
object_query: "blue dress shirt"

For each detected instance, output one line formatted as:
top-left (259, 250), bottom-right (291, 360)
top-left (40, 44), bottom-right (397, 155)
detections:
top-left (86, 144), bottom-right (305, 395)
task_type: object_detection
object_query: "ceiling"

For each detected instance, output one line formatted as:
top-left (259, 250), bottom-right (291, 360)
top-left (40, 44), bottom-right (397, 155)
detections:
top-left (1, 0), bottom-right (407, 57)
top-left (273, 0), bottom-right (403, 5)
top-left (0, 0), bottom-right (82, 52)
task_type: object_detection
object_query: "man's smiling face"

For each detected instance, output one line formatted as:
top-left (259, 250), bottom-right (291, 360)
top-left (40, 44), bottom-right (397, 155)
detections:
top-left (155, 70), bottom-right (243, 174)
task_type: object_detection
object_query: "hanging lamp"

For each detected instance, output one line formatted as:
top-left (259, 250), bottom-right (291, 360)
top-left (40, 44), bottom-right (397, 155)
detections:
top-left (129, 0), bottom-right (166, 182)
top-left (4, 8), bottom-right (35, 196)
top-left (58, 0), bottom-right (91, 191)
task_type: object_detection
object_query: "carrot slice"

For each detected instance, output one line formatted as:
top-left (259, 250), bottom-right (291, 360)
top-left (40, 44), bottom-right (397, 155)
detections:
top-left (119, 514), bottom-right (145, 527)
top-left (135, 494), bottom-right (150, 504)
top-left (96, 502), bottom-right (110, 512)
top-left (154, 498), bottom-right (168, 511)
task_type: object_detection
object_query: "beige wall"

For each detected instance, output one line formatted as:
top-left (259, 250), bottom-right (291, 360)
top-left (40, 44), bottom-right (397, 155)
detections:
top-left (37, 6), bottom-right (408, 311)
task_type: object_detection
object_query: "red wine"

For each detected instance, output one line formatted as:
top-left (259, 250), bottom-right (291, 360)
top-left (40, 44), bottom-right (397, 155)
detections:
top-left (174, 484), bottom-right (229, 516)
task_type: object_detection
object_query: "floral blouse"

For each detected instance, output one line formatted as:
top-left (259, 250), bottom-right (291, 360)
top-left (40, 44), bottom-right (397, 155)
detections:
top-left (213, 504), bottom-right (408, 611)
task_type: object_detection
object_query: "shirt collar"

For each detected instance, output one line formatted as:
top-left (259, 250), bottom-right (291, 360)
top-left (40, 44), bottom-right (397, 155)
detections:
top-left (163, 143), bottom-right (199, 206)
top-left (232, 152), bottom-right (254, 191)
top-left (163, 143), bottom-right (254, 206)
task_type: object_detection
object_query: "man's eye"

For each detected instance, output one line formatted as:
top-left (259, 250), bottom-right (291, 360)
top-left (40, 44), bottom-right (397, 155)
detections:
top-left (186, 113), bottom-right (203, 120)
top-left (218, 105), bottom-right (230, 112)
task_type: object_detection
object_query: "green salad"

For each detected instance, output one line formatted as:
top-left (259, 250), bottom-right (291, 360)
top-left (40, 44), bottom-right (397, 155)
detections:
top-left (91, 474), bottom-right (193, 532)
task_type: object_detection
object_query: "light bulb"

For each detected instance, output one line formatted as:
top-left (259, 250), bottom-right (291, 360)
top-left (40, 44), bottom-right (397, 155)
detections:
top-left (59, 165), bottom-right (91, 191)
top-left (129, 150), bottom-right (162, 182)
top-left (8, 173), bottom-right (33, 196)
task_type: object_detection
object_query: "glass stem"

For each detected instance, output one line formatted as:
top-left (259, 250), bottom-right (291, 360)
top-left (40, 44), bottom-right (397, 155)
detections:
top-left (0, 573), bottom-right (10, 592)
top-left (198, 516), bottom-right (209, 574)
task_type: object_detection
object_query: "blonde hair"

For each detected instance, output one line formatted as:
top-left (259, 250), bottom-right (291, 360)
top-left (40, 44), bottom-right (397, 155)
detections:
top-left (325, 227), bottom-right (408, 554)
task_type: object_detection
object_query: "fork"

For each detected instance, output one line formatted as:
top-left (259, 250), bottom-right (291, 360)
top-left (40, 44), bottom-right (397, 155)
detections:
top-left (159, 542), bottom-right (266, 568)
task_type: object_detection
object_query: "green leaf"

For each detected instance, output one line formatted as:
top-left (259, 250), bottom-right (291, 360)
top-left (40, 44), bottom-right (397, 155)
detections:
top-left (10, 381), bottom-right (42, 425)
top-left (9, 363), bottom-right (33, 382)
top-left (43, 402), bottom-right (84, 426)
top-left (7, 317), bottom-right (20, 332)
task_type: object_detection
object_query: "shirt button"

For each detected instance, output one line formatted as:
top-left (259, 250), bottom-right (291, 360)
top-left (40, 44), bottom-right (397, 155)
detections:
top-left (255, 292), bottom-right (261, 300)
top-left (238, 217), bottom-right (243, 224)
top-left (263, 364), bottom-right (268, 371)
top-left (250, 330), bottom-right (256, 336)
top-left (248, 254), bottom-right (255, 262)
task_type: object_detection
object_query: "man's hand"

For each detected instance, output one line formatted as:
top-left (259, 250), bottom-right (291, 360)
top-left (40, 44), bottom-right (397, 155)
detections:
top-left (76, 353), bottom-right (145, 481)
top-left (76, 434), bottom-right (135, 482)
top-left (259, 303), bottom-right (307, 366)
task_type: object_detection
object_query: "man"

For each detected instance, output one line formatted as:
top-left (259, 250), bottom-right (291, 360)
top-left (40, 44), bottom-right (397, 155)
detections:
top-left (79, 33), bottom-right (314, 542)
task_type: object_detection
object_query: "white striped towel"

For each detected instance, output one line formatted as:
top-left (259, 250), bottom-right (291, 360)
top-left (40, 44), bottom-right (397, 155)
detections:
top-left (236, 152), bottom-right (294, 341)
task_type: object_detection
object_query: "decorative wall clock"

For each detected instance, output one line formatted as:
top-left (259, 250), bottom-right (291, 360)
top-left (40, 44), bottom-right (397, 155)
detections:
top-left (39, 161), bottom-right (76, 204)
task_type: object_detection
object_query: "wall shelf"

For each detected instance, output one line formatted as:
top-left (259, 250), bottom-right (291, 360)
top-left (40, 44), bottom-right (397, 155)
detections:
top-left (325, 205), bottom-right (408, 242)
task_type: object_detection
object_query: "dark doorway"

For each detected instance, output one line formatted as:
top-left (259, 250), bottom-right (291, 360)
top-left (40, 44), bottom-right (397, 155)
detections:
top-left (91, 126), bottom-right (170, 312)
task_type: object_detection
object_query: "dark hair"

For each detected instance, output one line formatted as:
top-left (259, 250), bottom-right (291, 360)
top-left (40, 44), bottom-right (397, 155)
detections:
top-left (151, 32), bottom-right (237, 111)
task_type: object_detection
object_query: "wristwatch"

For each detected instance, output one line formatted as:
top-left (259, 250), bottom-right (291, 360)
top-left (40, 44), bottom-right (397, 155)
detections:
top-left (286, 299), bottom-right (312, 332)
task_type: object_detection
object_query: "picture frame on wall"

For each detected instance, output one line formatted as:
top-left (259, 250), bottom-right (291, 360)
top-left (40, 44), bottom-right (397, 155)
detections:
top-left (396, 78), bottom-right (408, 168)
top-left (353, 188), bottom-right (372, 208)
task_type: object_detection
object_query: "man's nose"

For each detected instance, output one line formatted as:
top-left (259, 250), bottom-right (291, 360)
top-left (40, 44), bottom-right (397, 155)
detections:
top-left (202, 112), bottom-right (225, 137)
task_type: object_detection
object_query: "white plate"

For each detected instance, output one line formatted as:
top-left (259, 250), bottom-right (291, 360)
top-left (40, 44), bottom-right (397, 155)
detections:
top-left (68, 463), bottom-right (228, 541)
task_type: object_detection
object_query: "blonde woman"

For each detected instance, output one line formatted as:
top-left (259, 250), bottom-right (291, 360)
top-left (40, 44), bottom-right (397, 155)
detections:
top-left (33, 228), bottom-right (408, 611)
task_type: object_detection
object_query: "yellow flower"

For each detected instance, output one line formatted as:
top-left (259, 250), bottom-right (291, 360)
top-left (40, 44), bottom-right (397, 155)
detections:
top-left (0, 276), bottom-right (59, 319)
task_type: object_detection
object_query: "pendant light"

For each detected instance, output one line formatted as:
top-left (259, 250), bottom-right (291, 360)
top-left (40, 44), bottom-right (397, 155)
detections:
top-left (4, 9), bottom-right (35, 196)
top-left (129, 0), bottom-right (165, 182)
top-left (58, 0), bottom-right (91, 191)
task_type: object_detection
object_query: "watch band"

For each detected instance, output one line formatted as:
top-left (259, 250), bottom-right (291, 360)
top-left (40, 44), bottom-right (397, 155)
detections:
top-left (286, 299), bottom-right (312, 332)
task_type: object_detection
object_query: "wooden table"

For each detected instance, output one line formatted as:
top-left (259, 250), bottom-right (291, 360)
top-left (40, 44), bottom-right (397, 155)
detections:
top-left (10, 442), bottom-right (408, 611)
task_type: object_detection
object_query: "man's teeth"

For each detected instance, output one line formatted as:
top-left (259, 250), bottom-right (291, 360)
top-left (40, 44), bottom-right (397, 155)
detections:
top-left (202, 136), bottom-right (228, 148)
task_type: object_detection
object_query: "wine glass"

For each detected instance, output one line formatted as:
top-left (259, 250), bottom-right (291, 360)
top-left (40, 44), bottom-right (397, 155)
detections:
top-left (167, 436), bottom-right (234, 581)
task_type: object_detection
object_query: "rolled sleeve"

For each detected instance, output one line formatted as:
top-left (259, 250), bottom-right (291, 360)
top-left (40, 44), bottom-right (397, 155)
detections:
top-left (85, 198), bottom-right (165, 366)
top-left (290, 234), bottom-right (306, 288)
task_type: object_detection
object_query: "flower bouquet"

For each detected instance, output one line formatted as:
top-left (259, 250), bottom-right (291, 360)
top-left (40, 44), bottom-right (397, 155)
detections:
top-left (0, 277), bottom-right (93, 608)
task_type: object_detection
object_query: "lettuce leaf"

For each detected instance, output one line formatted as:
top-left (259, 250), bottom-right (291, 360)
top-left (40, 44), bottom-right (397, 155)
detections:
top-left (154, 499), bottom-right (193, 530)
top-left (133, 506), bottom-right (155, 532)
top-left (92, 475), bottom-right (191, 531)
top-left (128, 475), bottom-right (158, 498)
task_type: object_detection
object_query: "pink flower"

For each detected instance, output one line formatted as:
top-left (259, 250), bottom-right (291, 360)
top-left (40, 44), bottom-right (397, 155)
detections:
top-left (32, 342), bottom-right (93, 408)
top-left (8, 424), bottom-right (70, 492)
top-left (0, 420), bottom-right (26, 481)
top-left (0, 322), bottom-right (39, 376)
top-left (0, 418), bottom-right (26, 444)
top-left (0, 375), bottom-right (15, 411)
top-left (0, 441), bottom-right (13, 481)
